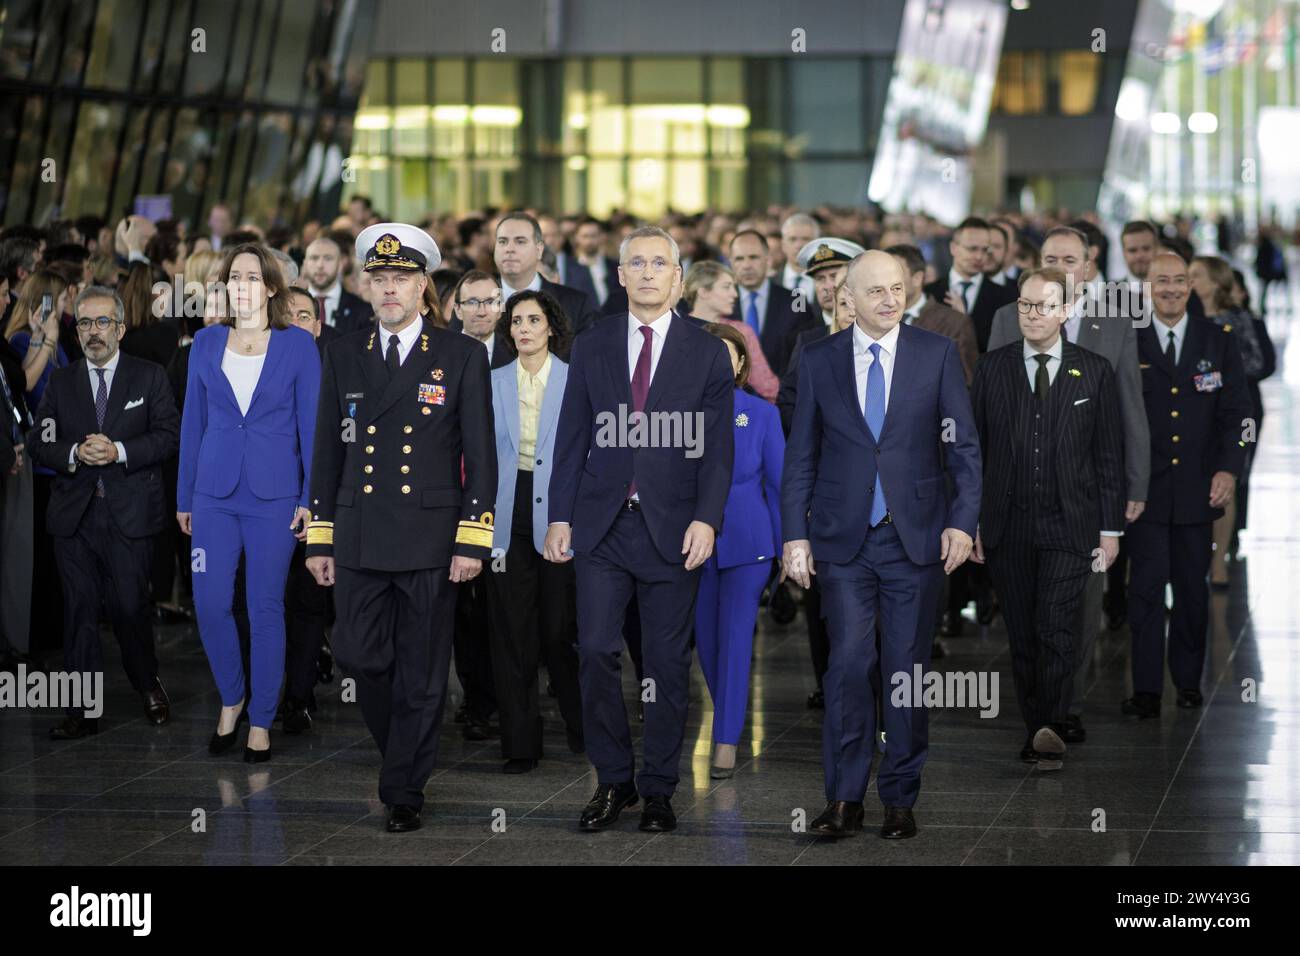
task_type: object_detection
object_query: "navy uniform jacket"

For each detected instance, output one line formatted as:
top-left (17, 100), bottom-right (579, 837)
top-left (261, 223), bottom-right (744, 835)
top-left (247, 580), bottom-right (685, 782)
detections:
top-left (306, 317), bottom-right (498, 571)
top-left (1137, 317), bottom-right (1251, 526)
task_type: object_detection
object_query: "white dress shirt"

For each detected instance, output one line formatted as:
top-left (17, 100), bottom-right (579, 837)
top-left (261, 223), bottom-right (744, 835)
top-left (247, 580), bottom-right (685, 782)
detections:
top-left (902, 297), bottom-right (925, 326)
top-left (1156, 314), bottom-right (1189, 365)
top-left (380, 318), bottom-right (423, 365)
top-left (70, 350), bottom-right (128, 468)
top-left (948, 267), bottom-right (983, 312)
top-left (627, 311), bottom-right (673, 386)
top-left (782, 265), bottom-right (815, 305)
top-left (501, 272), bottom-right (543, 302)
top-left (581, 255), bottom-right (610, 304)
top-left (853, 321), bottom-right (899, 414)
top-left (1022, 335), bottom-right (1064, 390)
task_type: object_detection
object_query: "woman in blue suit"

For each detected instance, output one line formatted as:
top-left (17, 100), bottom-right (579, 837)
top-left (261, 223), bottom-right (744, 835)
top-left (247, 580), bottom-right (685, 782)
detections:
top-left (696, 323), bottom-right (784, 779)
top-left (177, 244), bottom-right (320, 763)
top-left (483, 289), bottom-right (584, 773)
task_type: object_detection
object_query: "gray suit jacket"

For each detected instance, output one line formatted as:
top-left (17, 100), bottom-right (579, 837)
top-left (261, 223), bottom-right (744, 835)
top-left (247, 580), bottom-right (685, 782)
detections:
top-left (986, 296), bottom-right (1150, 502)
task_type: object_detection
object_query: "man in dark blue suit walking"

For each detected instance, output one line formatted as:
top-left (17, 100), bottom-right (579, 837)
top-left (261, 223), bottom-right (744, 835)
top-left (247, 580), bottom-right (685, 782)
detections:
top-left (782, 251), bottom-right (981, 840)
top-left (546, 226), bottom-right (734, 833)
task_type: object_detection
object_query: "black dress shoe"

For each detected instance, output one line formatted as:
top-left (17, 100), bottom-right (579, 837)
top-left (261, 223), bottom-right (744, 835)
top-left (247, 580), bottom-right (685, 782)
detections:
top-left (1063, 714), bottom-right (1086, 743)
top-left (243, 743), bottom-right (272, 764)
top-left (566, 728), bottom-right (586, 754)
top-left (639, 794), bottom-right (677, 832)
top-left (939, 610), bottom-right (964, 637)
top-left (1104, 600), bottom-right (1127, 631)
top-left (386, 804), bottom-right (422, 833)
top-left (142, 679), bottom-right (170, 725)
top-left (578, 781), bottom-right (639, 830)
top-left (1020, 735), bottom-right (1043, 762)
top-left (282, 699), bottom-right (312, 735)
top-left (930, 640), bottom-right (946, 660)
top-left (50, 715), bottom-right (98, 740)
top-left (453, 701), bottom-right (470, 724)
top-left (1176, 688), bottom-right (1204, 709)
top-left (1121, 693), bottom-right (1161, 719)
top-left (503, 758), bottom-right (538, 773)
top-left (316, 643), bottom-right (334, 684)
top-left (806, 688), bottom-right (825, 710)
top-left (880, 806), bottom-right (917, 839)
top-left (809, 800), bottom-right (864, 837)
top-left (462, 717), bottom-right (497, 741)
top-left (768, 581), bottom-right (798, 625)
top-left (975, 592), bottom-right (997, 626)
top-left (209, 704), bottom-right (248, 755)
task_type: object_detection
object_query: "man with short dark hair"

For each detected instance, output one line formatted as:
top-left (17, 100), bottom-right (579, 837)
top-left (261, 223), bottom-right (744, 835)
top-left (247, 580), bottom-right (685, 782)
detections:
top-left (27, 286), bottom-right (180, 738)
top-left (539, 214), bottom-right (598, 305)
top-left (887, 243), bottom-right (978, 384)
top-left (727, 229), bottom-right (811, 376)
top-left (574, 217), bottom-right (624, 313)
top-left (494, 212), bottom-right (598, 334)
top-left (1120, 220), bottom-right (1159, 289)
top-left (923, 217), bottom-right (1016, 353)
top-left (303, 234), bottom-right (372, 334)
top-left (985, 221), bottom-right (1016, 286)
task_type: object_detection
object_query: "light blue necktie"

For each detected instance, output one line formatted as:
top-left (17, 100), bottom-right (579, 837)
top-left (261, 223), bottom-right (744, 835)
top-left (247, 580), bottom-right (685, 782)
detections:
top-left (865, 342), bottom-right (887, 526)
top-left (745, 292), bottom-right (761, 337)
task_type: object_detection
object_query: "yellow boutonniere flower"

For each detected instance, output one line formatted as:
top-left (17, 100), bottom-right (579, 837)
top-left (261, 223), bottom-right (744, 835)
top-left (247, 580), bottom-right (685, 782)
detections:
top-left (1068, 367), bottom-right (1082, 377)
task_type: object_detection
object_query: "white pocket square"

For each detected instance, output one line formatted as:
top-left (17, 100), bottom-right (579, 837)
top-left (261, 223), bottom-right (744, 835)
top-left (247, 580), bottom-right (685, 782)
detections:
top-left (123, 397), bottom-right (144, 410)
top-left (1073, 397), bottom-right (1090, 406)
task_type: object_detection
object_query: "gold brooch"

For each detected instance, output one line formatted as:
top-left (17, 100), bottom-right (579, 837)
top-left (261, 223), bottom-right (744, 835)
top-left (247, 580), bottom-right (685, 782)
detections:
top-left (431, 368), bottom-right (443, 380)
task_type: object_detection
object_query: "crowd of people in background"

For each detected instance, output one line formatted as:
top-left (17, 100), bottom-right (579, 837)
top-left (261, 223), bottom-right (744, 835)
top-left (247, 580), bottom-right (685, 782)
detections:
top-left (0, 193), bottom-right (1286, 834)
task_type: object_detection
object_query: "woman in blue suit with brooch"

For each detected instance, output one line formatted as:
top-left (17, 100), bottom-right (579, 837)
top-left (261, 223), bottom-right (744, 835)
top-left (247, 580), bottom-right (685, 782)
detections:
top-left (696, 323), bottom-right (784, 779)
top-left (483, 289), bottom-right (585, 773)
top-left (177, 244), bottom-right (320, 763)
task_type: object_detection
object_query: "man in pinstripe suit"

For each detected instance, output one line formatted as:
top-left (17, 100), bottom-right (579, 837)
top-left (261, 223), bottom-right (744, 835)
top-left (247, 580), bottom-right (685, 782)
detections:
top-left (970, 269), bottom-right (1126, 771)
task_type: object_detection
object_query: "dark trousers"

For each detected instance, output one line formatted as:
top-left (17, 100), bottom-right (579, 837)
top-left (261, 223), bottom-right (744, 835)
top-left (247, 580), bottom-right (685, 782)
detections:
top-left (453, 576), bottom-right (497, 721)
top-left (985, 515), bottom-right (1092, 733)
top-left (334, 565), bottom-right (457, 810)
top-left (817, 521), bottom-right (941, 807)
top-left (31, 472), bottom-right (64, 654)
top-left (51, 497), bottom-right (158, 717)
top-left (284, 542), bottom-right (329, 706)
top-left (574, 506), bottom-right (700, 798)
top-left (151, 454), bottom-right (180, 604)
top-left (804, 576), bottom-right (829, 688)
top-left (1127, 520), bottom-right (1213, 696)
top-left (483, 470), bottom-right (583, 758)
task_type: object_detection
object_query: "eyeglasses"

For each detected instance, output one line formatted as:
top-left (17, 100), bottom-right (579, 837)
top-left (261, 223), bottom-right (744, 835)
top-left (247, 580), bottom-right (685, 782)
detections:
top-left (75, 316), bottom-right (121, 331)
top-left (623, 257), bottom-right (672, 275)
top-left (1016, 299), bottom-right (1057, 317)
top-left (458, 297), bottom-right (501, 311)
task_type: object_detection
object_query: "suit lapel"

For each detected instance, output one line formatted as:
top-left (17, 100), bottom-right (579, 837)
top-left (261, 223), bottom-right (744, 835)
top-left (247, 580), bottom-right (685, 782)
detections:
top-left (74, 359), bottom-right (96, 435)
top-left (603, 315), bottom-right (634, 410)
top-left (246, 327), bottom-right (288, 416)
top-left (502, 360), bottom-right (520, 454)
top-left (1175, 318), bottom-right (1201, 379)
top-left (833, 329), bottom-right (875, 445)
top-left (1049, 342), bottom-right (1083, 440)
top-left (371, 319), bottom-right (439, 421)
top-left (359, 326), bottom-right (391, 418)
top-left (98, 355), bottom-right (134, 436)
top-left (644, 316), bottom-right (690, 415)
top-left (877, 326), bottom-right (912, 443)
top-left (535, 359), bottom-right (565, 451)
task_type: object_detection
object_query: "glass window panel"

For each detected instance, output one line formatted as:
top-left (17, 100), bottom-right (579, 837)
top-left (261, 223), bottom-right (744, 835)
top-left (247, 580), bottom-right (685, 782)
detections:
top-left (355, 60), bottom-right (391, 157)
top-left (62, 102), bottom-right (126, 218)
top-left (239, 5), bottom-right (276, 100)
top-left (184, 1), bottom-right (229, 97)
top-left (5, 97), bottom-right (49, 225)
top-left (265, 2), bottom-right (313, 105)
top-left (562, 60), bottom-right (588, 155)
top-left (669, 159), bottom-right (706, 213)
top-left (789, 59), bottom-right (862, 154)
top-left (86, 0), bottom-right (142, 91)
top-left (433, 60), bottom-right (466, 159)
top-left (789, 160), bottom-right (867, 209)
top-left (133, 0), bottom-right (170, 92)
top-left (471, 61), bottom-right (520, 160)
top-left (470, 158), bottom-right (518, 211)
top-left (628, 157), bottom-right (665, 217)
top-left (395, 159), bottom-right (429, 221)
top-left (226, 111), bottom-right (258, 217)
top-left (222, 12), bottom-right (256, 98)
top-left (137, 108), bottom-right (172, 196)
top-left (1056, 51), bottom-right (1100, 116)
top-left (589, 159), bottom-right (625, 218)
top-left (57, 0), bottom-right (96, 86)
top-left (157, 0), bottom-right (192, 92)
top-left (0, 0), bottom-right (41, 82)
top-left (163, 108), bottom-right (212, 227)
top-left (353, 160), bottom-right (393, 223)
top-left (339, 5), bottom-right (375, 102)
top-left (200, 113), bottom-right (237, 210)
top-left (28, 0), bottom-right (71, 85)
top-left (431, 159), bottom-right (467, 215)
top-left (32, 100), bottom-right (75, 225)
top-left (395, 59), bottom-right (429, 156)
top-left (243, 113), bottom-right (294, 227)
top-left (629, 58), bottom-right (704, 157)
top-left (994, 52), bottom-right (1047, 115)
top-left (590, 59), bottom-right (625, 155)
top-left (708, 160), bottom-right (747, 213)
top-left (110, 108), bottom-right (151, 220)
top-left (0, 95), bottom-right (25, 219)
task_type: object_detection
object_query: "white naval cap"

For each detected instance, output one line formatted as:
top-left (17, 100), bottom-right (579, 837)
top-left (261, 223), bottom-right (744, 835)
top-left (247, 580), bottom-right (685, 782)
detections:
top-left (355, 222), bottom-right (442, 274)
top-left (797, 237), bottom-right (867, 275)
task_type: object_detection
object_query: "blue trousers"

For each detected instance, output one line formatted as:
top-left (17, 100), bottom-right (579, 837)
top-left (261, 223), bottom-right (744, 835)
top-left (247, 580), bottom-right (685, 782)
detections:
top-left (192, 480), bottom-right (298, 729)
top-left (574, 507), bottom-right (700, 798)
top-left (694, 559), bottom-right (770, 745)
top-left (818, 521), bottom-right (942, 807)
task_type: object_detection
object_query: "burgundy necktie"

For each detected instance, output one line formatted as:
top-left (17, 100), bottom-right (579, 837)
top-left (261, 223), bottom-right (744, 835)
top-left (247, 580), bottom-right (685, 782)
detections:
top-left (627, 325), bottom-right (653, 499)
top-left (316, 295), bottom-right (327, 327)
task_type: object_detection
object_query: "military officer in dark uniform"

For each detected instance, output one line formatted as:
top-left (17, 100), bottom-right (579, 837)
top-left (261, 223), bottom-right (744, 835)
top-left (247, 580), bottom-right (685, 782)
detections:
top-left (306, 223), bottom-right (497, 832)
top-left (1123, 251), bottom-right (1251, 718)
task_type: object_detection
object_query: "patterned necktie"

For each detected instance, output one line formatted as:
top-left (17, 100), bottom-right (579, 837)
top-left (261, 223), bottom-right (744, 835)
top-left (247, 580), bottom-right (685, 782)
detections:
top-left (864, 342), bottom-right (888, 526)
top-left (1165, 329), bottom-right (1176, 366)
top-left (745, 292), bottom-right (761, 337)
top-left (628, 325), bottom-right (654, 499)
top-left (1033, 353), bottom-right (1051, 401)
top-left (386, 332), bottom-right (401, 375)
top-left (93, 367), bottom-right (108, 497)
top-left (958, 280), bottom-right (973, 311)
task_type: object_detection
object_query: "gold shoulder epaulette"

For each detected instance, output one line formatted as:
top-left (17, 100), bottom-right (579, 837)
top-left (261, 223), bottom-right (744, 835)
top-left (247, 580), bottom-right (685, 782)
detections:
top-left (456, 512), bottom-right (494, 549)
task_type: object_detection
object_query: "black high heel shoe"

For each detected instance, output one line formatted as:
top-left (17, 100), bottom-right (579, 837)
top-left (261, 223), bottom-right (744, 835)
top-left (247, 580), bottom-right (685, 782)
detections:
top-left (209, 703), bottom-right (248, 755)
top-left (244, 728), bottom-right (272, 764)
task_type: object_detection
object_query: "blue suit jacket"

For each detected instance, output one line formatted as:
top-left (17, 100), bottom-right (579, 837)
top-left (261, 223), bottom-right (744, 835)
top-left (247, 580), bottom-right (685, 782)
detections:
top-left (549, 313), bottom-right (735, 564)
top-left (714, 388), bottom-right (784, 569)
top-left (781, 322), bottom-right (981, 567)
top-left (177, 324), bottom-right (320, 511)
top-left (490, 356), bottom-right (569, 556)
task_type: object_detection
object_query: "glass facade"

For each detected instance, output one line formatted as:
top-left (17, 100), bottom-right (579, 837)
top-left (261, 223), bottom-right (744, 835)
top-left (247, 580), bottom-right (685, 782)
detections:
top-left (0, 0), bottom-right (375, 228)
top-left (350, 56), bottom-right (894, 217)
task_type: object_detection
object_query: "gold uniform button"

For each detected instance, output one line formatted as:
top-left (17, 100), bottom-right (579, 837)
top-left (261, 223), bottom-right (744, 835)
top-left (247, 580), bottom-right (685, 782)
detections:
top-left (401, 465), bottom-right (410, 474)
top-left (366, 425), bottom-right (376, 434)
top-left (404, 425), bottom-right (413, 434)
top-left (402, 444), bottom-right (412, 454)
top-left (365, 445), bottom-right (374, 454)
top-left (363, 484), bottom-right (374, 493)
top-left (401, 485), bottom-right (411, 494)
top-left (364, 464), bottom-right (373, 473)
top-left (1170, 410), bottom-right (1179, 418)
top-left (1171, 458), bottom-right (1180, 465)
top-left (1171, 387), bottom-right (1179, 395)
top-left (1171, 435), bottom-right (1180, 443)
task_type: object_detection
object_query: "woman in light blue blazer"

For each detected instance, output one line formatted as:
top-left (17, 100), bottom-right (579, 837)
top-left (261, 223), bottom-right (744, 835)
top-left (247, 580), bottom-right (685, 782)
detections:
top-left (695, 323), bottom-right (784, 779)
top-left (176, 244), bottom-right (320, 763)
top-left (483, 289), bottom-right (583, 773)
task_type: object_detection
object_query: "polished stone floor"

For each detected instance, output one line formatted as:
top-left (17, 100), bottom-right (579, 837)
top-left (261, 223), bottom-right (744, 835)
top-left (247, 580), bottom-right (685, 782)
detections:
top-left (3, 314), bottom-right (1298, 867)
